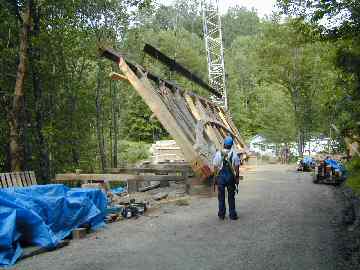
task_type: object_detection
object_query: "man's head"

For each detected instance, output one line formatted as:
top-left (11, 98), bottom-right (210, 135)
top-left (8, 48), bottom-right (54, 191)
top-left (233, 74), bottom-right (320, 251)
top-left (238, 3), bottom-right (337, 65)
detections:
top-left (224, 136), bottom-right (233, 150)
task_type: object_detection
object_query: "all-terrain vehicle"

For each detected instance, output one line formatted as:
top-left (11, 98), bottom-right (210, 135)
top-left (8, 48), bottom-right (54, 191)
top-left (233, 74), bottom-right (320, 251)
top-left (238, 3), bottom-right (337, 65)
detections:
top-left (313, 158), bottom-right (346, 186)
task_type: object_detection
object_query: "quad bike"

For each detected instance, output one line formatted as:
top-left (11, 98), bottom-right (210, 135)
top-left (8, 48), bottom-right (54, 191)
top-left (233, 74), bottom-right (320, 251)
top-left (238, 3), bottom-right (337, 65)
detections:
top-left (313, 160), bottom-right (345, 186)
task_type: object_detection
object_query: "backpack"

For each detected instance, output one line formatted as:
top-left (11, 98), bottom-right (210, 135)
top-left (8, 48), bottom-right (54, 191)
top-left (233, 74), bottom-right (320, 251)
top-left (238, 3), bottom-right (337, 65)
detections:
top-left (219, 151), bottom-right (235, 184)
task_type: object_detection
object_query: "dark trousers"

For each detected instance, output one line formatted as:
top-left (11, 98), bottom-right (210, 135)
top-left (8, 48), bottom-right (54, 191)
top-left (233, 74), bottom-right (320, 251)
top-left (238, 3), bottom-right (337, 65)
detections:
top-left (218, 183), bottom-right (237, 218)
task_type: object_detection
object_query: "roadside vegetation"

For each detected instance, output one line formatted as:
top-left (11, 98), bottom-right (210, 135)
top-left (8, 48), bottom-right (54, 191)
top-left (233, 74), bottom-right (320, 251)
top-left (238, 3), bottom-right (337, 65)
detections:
top-left (346, 158), bottom-right (360, 195)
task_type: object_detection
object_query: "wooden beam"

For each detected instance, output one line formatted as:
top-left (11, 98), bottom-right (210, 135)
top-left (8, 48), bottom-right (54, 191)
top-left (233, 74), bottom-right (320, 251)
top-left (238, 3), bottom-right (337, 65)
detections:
top-left (54, 173), bottom-right (185, 182)
top-left (143, 43), bottom-right (222, 98)
top-left (99, 47), bottom-right (248, 179)
top-left (109, 72), bottom-right (128, 81)
top-left (20, 240), bottom-right (69, 261)
top-left (0, 173), bottom-right (7, 188)
top-left (100, 47), bottom-right (186, 97)
top-left (29, 171), bottom-right (37, 185)
top-left (4, 173), bottom-right (13, 187)
top-left (218, 107), bottom-right (248, 151)
top-left (116, 56), bottom-right (210, 178)
top-left (194, 98), bottom-right (223, 150)
top-left (107, 166), bottom-right (193, 174)
top-left (19, 172), bottom-right (27, 186)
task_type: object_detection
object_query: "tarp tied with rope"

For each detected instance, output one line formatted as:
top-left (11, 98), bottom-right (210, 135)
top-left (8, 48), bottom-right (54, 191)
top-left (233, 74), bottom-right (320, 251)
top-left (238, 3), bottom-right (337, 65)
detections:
top-left (100, 45), bottom-right (248, 179)
top-left (0, 184), bottom-right (106, 267)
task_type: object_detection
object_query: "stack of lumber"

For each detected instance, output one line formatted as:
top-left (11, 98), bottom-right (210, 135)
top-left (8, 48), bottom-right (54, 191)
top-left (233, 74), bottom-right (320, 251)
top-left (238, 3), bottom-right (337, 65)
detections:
top-left (0, 171), bottom-right (37, 188)
top-left (54, 163), bottom-right (194, 193)
top-left (149, 140), bottom-right (185, 163)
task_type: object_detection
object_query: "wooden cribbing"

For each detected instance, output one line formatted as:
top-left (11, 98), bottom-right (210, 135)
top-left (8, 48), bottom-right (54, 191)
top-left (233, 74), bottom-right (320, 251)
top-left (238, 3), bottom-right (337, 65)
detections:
top-left (0, 171), bottom-right (37, 188)
top-left (100, 47), bottom-right (249, 180)
top-left (54, 173), bottom-right (185, 182)
top-left (106, 164), bottom-right (193, 174)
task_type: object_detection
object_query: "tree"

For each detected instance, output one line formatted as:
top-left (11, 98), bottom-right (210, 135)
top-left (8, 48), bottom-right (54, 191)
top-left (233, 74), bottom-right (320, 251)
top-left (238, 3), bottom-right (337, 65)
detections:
top-left (277, 0), bottom-right (360, 38)
top-left (30, 1), bottom-right (50, 180)
top-left (1, 0), bottom-right (349, 175)
top-left (225, 16), bottom-right (340, 155)
top-left (7, 0), bottom-right (32, 171)
top-left (222, 6), bottom-right (260, 48)
top-left (277, 0), bottom-right (360, 139)
top-left (0, 0), bottom-right (153, 176)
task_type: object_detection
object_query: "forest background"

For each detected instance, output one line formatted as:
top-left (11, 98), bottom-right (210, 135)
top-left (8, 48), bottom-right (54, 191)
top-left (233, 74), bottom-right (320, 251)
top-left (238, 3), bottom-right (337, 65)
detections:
top-left (0, 0), bottom-right (359, 183)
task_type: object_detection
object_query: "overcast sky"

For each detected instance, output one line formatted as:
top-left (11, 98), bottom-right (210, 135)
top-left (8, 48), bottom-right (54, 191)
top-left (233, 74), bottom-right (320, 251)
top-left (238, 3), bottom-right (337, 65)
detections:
top-left (158, 0), bottom-right (278, 17)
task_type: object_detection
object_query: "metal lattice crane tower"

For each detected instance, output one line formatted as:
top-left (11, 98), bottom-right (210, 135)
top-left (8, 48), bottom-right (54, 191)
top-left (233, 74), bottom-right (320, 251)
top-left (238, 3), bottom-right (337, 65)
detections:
top-left (202, 0), bottom-right (228, 111)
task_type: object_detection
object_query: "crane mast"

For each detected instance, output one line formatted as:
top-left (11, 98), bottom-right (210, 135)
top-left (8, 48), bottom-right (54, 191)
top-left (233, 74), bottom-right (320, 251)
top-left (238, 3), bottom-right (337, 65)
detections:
top-left (202, 0), bottom-right (228, 111)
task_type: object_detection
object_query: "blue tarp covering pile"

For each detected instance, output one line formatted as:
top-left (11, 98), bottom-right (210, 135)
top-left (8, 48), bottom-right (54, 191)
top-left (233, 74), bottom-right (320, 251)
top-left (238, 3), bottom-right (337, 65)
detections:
top-left (0, 184), bottom-right (106, 267)
top-left (324, 158), bottom-right (346, 174)
top-left (303, 156), bottom-right (316, 167)
top-left (111, 186), bottom-right (126, 194)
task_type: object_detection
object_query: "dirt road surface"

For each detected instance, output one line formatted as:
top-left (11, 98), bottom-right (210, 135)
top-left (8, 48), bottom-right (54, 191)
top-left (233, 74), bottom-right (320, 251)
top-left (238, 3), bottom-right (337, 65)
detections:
top-left (13, 165), bottom-right (354, 270)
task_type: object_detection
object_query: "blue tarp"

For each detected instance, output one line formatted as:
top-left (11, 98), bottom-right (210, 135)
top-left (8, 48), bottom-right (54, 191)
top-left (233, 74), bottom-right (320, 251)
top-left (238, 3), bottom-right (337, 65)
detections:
top-left (0, 184), bottom-right (106, 267)
top-left (303, 156), bottom-right (314, 166)
top-left (111, 186), bottom-right (125, 194)
top-left (324, 159), bottom-right (346, 174)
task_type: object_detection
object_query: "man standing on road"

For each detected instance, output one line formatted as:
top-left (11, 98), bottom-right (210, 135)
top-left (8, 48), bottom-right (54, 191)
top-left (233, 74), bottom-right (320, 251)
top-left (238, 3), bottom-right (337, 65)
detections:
top-left (213, 136), bottom-right (240, 220)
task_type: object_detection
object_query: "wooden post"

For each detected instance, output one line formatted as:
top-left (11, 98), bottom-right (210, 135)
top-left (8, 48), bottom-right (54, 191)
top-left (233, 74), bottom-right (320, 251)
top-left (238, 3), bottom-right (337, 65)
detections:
top-left (183, 171), bottom-right (191, 194)
top-left (72, 228), bottom-right (87, 240)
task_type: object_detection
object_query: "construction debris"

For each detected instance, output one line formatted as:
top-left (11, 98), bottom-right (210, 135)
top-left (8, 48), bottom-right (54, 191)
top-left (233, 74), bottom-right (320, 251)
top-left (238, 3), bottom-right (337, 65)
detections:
top-left (153, 192), bottom-right (169, 201)
top-left (313, 157), bottom-right (346, 186)
top-left (139, 183), bottom-right (161, 192)
top-left (100, 46), bottom-right (248, 181)
top-left (105, 213), bottom-right (123, 223)
top-left (72, 228), bottom-right (87, 240)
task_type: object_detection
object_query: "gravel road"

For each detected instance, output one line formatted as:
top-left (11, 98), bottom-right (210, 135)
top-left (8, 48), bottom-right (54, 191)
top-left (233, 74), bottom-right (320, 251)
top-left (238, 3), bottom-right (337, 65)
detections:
top-left (12, 165), bottom-right (355, 270)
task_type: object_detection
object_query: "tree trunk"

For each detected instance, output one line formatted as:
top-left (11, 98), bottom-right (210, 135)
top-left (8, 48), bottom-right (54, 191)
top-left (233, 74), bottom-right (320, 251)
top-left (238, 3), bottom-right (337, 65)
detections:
top-left (96, 62), bottom-right (107, 172)
top-left (9, 1), bottom-right (31, 171)
top-left (109, 80), bottom-right (113, 167)
top-left (113, 93), bottom-right (118, 168)
top-left (69, 95), bottom-right (80, 166)
top-left (111, 79), bottom-right (119, 168)
top-left (58, 44), bottom-right (80, 167)
top-left (30, 4), bottom-right (50, 181)
top-left (298, 130), bottom-right (304, 157)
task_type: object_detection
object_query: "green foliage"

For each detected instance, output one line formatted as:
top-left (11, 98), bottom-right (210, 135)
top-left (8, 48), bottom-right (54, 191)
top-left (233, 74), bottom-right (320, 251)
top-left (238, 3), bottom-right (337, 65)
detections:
top-left (277, 0), bottom-right (360, 143)
top-left (0, 0), bottom-right (152, 176)
top-left (118, 140), bottom-right (150, 164)
top-left (1, 0), bottom-right (357, 176)
top-left (118, 26), bottom-right (208, 142)
top-left (277, 0), bottom-right (360, 39)
top-left (122, 27), bottom-right (207, 94)
top-left (150, 0), bottom-right (203, 37)
top-left (121, 89), bottom-right (168, 142)
top-left (222, 6), bottom-right (260, 47)
top-left (346, 157), bottom-right (360, 195)
top-left (255, 83), bottom-right (297, 143)
top-left (226, 16), bottom-right (340, 152)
